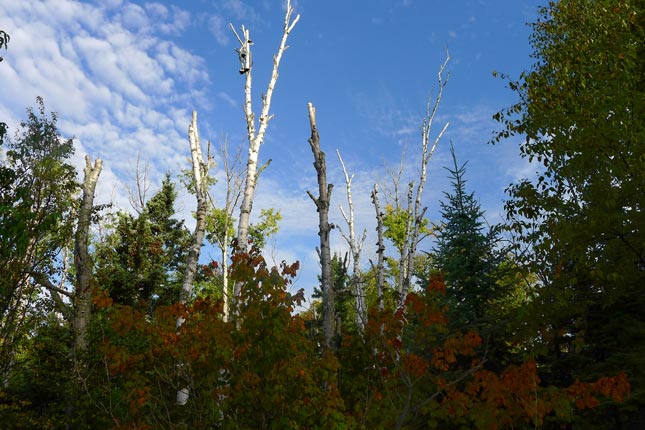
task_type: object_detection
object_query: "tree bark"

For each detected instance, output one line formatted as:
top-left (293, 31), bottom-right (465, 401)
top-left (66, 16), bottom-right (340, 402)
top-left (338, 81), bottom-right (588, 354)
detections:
top-left (232, 0), bottom-right (299, 255)
top-left (178, 111), bottom-right (209, 320)
top-left (336, 150), bottom-right (367, 332)
top-left (397, 53), bottom-right (450, 308)
top-left (176, 111), bottom-right (209, 405)
top-left (230, 1), bottom-right (299, 309)
top-left (72, 155), bottom-right (102, 355)
top-left (306, 103), bottom-right (335, 349)
top-left (371, 184), bottom-right (386, 312)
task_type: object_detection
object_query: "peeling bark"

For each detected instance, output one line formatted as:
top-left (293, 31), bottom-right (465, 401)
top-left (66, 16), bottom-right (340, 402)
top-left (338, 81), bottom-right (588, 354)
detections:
top-left (178, 111), bottom-right (209, 322)
top-left (176, 112), bottom-right (210, 405)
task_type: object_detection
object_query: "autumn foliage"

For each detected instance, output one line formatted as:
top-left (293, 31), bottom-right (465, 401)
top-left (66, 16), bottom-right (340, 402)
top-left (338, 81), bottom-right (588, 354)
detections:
top-left (82, 254), bottom-right (630, 430)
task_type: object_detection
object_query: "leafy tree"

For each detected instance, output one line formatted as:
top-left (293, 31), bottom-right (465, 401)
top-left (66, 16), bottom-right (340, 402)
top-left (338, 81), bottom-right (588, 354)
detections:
top-left (247, 207), bottom-right (282, 250)
top-left (493, 0), bottom-right (644, 427)
top-left (0, 98), bottom-right (78, 381)
top-left (89, 248), bottom-right (351, 430)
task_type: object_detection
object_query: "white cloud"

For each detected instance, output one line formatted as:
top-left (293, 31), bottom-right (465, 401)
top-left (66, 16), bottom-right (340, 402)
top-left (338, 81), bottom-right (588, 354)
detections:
top-left (218, 91), bottom-right (238, 108)
top-left (209, 15), bottom-right (230, 46)
top-left (0, 0), bottom-right (210, 223)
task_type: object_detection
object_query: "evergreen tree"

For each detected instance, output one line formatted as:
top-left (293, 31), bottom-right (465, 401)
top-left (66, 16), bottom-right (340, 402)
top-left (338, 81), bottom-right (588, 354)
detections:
top-left (434, 146), bottom-right (501, 329)
top-left (95, 174), bottom-right (190, 308)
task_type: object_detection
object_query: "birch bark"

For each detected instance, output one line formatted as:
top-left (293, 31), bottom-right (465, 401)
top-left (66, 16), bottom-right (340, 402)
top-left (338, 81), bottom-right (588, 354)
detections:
top-left (230, 1), bottom-right (299, 308)
top-left (178, 111), bottom-right (209, 321)
top-left (72, 155), bottom-right (102, 355)
top-left (336, 150), bottom-right (367, 332)
top-left (176, 111), bottom-right (210, 405)
top-left (396, 53), bottom-right (450, 308)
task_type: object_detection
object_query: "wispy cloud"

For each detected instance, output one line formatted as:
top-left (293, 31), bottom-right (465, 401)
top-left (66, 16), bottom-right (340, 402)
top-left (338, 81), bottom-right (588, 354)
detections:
top-left (208, 15), bottom-right (230, 46)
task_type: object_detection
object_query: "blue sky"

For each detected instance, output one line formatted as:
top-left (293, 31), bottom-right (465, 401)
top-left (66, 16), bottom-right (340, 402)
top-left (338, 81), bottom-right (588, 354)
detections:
top-left (0, 0), bottom-right (542, 300)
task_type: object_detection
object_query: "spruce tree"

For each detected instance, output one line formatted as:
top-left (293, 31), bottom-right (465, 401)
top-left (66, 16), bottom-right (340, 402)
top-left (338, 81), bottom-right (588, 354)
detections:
top-left (434, 146), bottom-right (500, 330)
top-left (95, 175), bottom-right (190, 308)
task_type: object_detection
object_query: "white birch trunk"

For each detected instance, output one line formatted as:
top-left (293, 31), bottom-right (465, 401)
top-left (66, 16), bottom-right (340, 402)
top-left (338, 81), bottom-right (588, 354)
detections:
top-left (336, 150), bottom-right (367, 332)
top-left (72, 155), bottom-right (102, 355)
top-left (398, 53), bottom-right (450, 308)
top-left (231, 1), bottom-right (299, 305)
top-left (176, 111), bottom-right (209, 405)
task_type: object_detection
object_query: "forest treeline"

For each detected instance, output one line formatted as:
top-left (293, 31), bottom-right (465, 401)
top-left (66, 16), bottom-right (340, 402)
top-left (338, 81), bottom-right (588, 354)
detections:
top-left (0, 0), bottom-right (643, 429)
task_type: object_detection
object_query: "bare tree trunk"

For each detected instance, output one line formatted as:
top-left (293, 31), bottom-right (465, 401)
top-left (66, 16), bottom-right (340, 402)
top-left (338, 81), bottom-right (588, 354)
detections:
top-left (176, 111), bottom-right (210, 405)
top-left (336, 150), bottom-right (367, 332)
top-left (370, 184), bottom-right (386, 312)
top-left (220, 140), bottom-right (243, 322)
top-left (397, 182), bottom-right (414, 306)
top-left (178, 111), bottom-right (209, 318)
top-left (229, 1), bottom-right (299, 310)
top-left (72, 155), bottom-right (102, 355)
top-left (397, 53), bottom-right (450, 308)
top-left (306, 103), bottom-right (335, 349)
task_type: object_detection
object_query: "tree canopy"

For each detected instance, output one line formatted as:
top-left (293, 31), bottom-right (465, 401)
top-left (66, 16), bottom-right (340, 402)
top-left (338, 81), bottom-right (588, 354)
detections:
top-left (493, 0), bottom-right (644, 427)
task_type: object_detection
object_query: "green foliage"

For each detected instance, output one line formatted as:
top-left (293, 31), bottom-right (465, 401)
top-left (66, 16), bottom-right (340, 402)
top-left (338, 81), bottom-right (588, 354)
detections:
top-left (434, 146), bottom-right (503, 329)
top-left (248, 207), bottom-right (282, 250)
top-left (0, 97), bottom-right (78, 379)
top-left (0, 316), bottom-right (72, 429)
top-left (493, 0), bottom-right (645, 427)
top-left (382, 204), bottom-right (429, 254)
top-left (94, 174), bottom-right (190, 308)
top-left (205, 206), bottom-right (236, 248)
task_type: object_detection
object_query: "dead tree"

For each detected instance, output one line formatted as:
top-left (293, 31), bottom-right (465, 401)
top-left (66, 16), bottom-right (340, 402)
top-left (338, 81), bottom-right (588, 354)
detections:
top-left (393, 53), bottom-right (450, 308)
top-left (230, 1), bottom-right (299, 252)
top-left (72, 155), bottom-right (103, 355)
top-left (178, 111), bottom-right (209, 321)
top-left (229, 0), bottom-right (299, 307)
top-left (214, 138), bottom-right (244, 322)
top-left (306, 103), bottom-right (335, 349)
top-left (370, 184), bottom-right (386, 312)
top-left (336, 150), bottom-right (367, 332)
top-left (176, 111), bottom-right (210, 405)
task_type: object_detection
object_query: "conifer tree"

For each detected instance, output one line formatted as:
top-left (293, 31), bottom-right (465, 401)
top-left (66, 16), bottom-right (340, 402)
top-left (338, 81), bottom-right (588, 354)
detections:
top-left (434, 146), bottom-right (500, 329)
top-left (95, 175), bottom-right (190, 308)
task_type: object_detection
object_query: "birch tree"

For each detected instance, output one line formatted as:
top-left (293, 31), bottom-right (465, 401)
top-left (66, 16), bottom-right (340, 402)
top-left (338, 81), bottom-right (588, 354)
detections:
top-left (230, 0), bottom-right (299, 267)
top-left (176, 111), bottom-right (210, 405)
top-left (204, 138), bottom-right (243, 322)
top-left (388, 54), bottom-right (450, 308)
top-left (306, 103), bottom-right (335, 349)
top-left (336, 150), bottom-right (367, 331)
top-left (178, 111), bottom-right (209, 320)
top-left (72, 155), bottom-right (102, 355)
